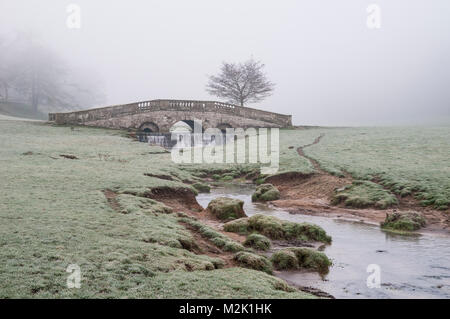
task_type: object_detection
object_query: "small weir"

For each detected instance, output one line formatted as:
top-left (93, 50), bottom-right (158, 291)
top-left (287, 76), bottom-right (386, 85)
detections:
top-left (137, 132), bottom-right (230, 149)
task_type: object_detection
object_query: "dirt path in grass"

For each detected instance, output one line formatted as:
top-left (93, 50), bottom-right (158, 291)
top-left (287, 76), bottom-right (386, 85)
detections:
top-left (296, 134), bottom-right (325, 172)
top-left (103, 189), bottom-right (122, 212)
top-left (269, 135), bottom-right (450, 234)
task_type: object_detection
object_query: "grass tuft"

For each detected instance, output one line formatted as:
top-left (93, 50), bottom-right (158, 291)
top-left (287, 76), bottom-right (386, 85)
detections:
top-left (332, 180), bottom-right (398, 209)
top-left (380, 211), bottom-right (426, 232)
top-left (207, 197), bottom-right (246, 221)
top-left (233, 251), bottom-right (273, 274)
top-left (116, 194), bottom-right (173, 215)
top-left (224, 214), bottom-right (331, 243)
top-left (252, 184), bottom-right (280, 202)
top-left (271, 248), bottom-right (331, 274)
top-left (179, 217), bottom-right (245, 252)
top-left (244, 233), bottom-right (271, 251)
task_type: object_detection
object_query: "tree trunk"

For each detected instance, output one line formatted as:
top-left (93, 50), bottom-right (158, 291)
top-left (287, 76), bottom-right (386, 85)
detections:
top-left (1, 82), bottom-right (7, 102)
top-left (31, 93), bottom-right (39, 113)
top-left (31, 75), bottom-right (39, 113)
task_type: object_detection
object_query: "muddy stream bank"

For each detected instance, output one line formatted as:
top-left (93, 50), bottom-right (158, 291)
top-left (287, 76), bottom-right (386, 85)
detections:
top-left (197, 183), bottom-right (450, 299)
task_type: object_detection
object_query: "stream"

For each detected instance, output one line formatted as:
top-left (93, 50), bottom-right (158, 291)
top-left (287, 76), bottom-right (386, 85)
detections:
top-left (196, 183), bottom-right (450, 299)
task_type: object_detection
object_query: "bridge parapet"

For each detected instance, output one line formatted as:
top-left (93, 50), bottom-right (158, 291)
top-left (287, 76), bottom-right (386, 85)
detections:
top-left (137, 99), bottom-right (237, 112)
top-left (49, 99), bottom-right (292, 128)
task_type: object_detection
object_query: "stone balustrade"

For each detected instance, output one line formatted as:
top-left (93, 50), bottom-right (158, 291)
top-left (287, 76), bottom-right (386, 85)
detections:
top-left (49, 99), bottom-right (292, 129)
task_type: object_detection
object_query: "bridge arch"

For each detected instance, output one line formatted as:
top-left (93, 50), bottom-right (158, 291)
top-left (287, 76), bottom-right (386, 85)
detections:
top-left (169, 119), bottom-right (205, 132)
top-left (217, 123), bottom-right (233, 133)
top-left (139, 122), bottom-right (159, 133)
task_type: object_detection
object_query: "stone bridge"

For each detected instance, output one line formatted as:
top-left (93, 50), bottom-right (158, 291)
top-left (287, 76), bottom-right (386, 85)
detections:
top-left (48, 99), bottom-right (292, 132)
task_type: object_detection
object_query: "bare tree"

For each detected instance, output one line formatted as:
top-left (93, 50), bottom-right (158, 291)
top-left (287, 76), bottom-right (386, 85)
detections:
top-left (206, 58), bottom-right (275, 107)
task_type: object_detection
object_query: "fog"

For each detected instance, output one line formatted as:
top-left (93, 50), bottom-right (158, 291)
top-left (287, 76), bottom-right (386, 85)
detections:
top-left (1, 0), bottom-right (449, 126)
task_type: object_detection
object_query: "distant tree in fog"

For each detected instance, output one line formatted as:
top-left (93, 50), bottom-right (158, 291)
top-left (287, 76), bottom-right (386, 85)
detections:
top-left (0, 38), bottom-right (16, 102)
top-left (206, 58), bottom-right (275, 107)
top-left (0, 33), bottom-right (104, 113)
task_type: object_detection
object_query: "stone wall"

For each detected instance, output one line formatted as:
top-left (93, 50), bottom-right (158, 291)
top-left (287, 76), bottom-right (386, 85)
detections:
top-left (49, 99), bottom-right (292, 131)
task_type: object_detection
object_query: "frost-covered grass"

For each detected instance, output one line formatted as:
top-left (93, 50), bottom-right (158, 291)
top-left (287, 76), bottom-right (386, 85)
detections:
top-left (139, 268), bottom-right (316, 298)
top-left (380, 212), bottom-right (426, 232)
top-left (179, 216), bottom-right (245, 252)
top-left (4, 119), bottom-right (446, 298)
top-left (303, 126), bottom-right (450, 210)
top-left (332, 180), bottom-right (398, 209)
top-left (275, 126), bottom-right (450, 211)
top-left (243, 233), bottom-right (271, 251)
top-left (271, 248), bottom-right (331, 274)
top-left (233, 251), bottom-right (273, 274)
top-left (277, 129), bottom-right (318, 174)
top-left (180, 128), bottom-right (318, 178)
top-left (0, 120), bottom-right (313, 298)
top-left (224, 214), bottom-right (332, 243)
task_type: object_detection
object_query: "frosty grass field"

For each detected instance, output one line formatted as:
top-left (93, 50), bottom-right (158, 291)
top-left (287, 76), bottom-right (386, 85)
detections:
top-left (0, 119), bottom-right (448, 298)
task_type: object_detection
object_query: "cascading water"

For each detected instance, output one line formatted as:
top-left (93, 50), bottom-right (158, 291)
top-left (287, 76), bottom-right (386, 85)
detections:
top-left (137, 131), bottom-right (230, 149)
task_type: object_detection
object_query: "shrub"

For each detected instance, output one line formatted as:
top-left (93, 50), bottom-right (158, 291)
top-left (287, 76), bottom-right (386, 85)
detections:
top-left (244, 234), bottom-right (271, 251)
top-left (233, 251), bottom-right (273, 274)
top-left (207, 197), bottom-right (246, 221)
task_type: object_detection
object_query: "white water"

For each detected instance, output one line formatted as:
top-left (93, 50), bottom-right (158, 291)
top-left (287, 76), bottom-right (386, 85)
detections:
top-left (139, 132), bottom-right (230, 149)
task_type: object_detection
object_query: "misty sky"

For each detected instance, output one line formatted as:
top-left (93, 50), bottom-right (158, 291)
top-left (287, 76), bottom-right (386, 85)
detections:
top-left (1, 0), bottom-right (449, 126)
